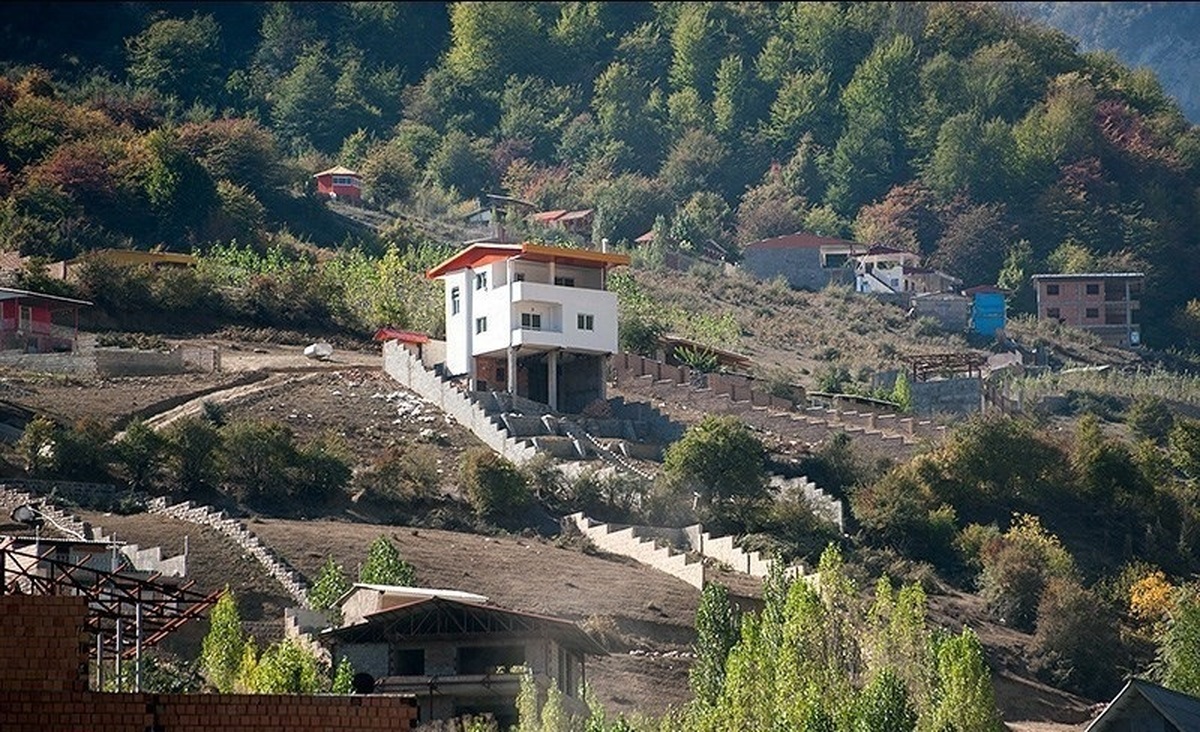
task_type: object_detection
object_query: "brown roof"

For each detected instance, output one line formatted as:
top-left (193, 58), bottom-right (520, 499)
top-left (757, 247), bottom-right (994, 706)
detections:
top-left (427, 242), bottom-right (629, 279)
top-left (312, 165), bottom-right (360, 178)
top-left (744, 232), bottom-right (863, 251)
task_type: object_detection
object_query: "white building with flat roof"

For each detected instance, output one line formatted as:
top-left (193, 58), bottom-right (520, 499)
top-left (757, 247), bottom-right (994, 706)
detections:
top-left (426, 242), bottom-right (630, 413)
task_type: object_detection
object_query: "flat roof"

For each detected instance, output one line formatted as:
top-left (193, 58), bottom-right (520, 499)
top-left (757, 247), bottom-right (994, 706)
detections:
top-left (744, 232), bottom-right (864, 251)
top-left (426, 242), bottom-right (630, 279)
top-left (1031, 272), bottom-right (1144, 280)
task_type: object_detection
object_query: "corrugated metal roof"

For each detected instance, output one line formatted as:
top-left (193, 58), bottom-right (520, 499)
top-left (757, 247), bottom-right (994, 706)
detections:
top-left (1086, 679), bottom-right (1200, 731)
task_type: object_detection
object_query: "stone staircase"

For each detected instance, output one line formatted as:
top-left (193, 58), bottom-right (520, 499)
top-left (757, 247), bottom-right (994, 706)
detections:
top-left (610, 353), bottom-right (945, 461)
top-left (383, 340), bottom-right (655, 485)
top-left (567, 512), bottom-right (812, 589)
top-left (0, 486), bottom-right (187, 577)
top-left (769, 475), bottom-right (844, 531)
top-left (146, 497), bottom-right (310, 607)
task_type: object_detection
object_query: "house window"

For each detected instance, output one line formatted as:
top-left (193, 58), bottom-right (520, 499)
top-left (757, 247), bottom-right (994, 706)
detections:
top-left (1086, 283), bottom-right (1100, 295)
top-left (475, 317), bottom-right (488, 334)
top-left (331, 175), bottom-right (358, 187)
top-left (1045, 284), bottom-right (1060, 296)
top-left (1085, 308), bottom-right (1099, 319)
top-left (391, 649), bottom-right (425, 676)
top-left (475, 272), bottom-right (488, 290)
top-left (823, 253), bottom-right (849, 268)
top-left (451, 287), bottom-right (461, 315)
top-left (577, 314), bottom-right (594, 331)
top-left (554, 276), bottom-right (575, 287)
top-left (521, 312), bottom-right (542, 330)
top-left (514, 272), bottom-right (525, 282)
top-left (1046, 308), bottom-right (1060, 319)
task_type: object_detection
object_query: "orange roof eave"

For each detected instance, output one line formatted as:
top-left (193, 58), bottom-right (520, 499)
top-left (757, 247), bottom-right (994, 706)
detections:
top-left (426, 242), bottom-right (630, 279)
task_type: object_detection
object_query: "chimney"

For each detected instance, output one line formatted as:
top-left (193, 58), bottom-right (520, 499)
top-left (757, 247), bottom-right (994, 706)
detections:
top-left (601, 238), bottom-right (609, 253)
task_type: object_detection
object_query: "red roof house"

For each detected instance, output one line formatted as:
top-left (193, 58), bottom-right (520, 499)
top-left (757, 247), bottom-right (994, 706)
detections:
top-left (0, 287), bottom-right (91, 353)
top-left (313, 165), bottom-right (362, 202)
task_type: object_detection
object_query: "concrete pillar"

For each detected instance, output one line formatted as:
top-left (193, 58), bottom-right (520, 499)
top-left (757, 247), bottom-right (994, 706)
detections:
top-left (548, 350), bottom-right (559, 412)
top-left (507, 347), bottom-right (517, 394)
top-left (549, 259), bottom-right (557, 285)
top-left (599, 355), bottom-right (608, 399)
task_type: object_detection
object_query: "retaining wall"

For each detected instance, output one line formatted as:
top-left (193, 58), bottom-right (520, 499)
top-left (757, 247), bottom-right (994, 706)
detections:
top-left (911, 377), bottom-right (982, 416)
top-left (0, 345), bottom-right (221, 377)
top-left (147, 498), bottom-right (310, 607)
top-left (568, 513), bottom-right (704, 589)
top-left (383, 341), bottom-right (537, 464)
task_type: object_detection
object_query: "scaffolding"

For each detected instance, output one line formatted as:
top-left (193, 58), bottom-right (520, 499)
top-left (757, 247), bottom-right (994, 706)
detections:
top-left (0, 537), bottom-right (220, 691)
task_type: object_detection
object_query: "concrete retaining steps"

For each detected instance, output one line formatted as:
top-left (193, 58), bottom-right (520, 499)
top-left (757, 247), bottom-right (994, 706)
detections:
top-left (612, 365), bottom-right (934, 461)
top-left (0, 486), bottom-right (187, 577)
top-left (769, 475), bottom-right (844, 531)
top-left (146, 497), bottom-right (310, 608)
top-left (567, 512), bottom-right (812, 590)
top-left (382, 341), bottom-right (654, 485)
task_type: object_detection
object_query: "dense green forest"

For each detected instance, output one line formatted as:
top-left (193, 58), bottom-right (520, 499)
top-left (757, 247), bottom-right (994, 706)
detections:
top-left (2, 2), bottom-right (1200, 348)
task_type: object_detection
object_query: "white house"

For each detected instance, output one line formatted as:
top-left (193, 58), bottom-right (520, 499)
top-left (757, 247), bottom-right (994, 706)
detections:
top-left (426, 242), bottom-right (630, 413)
top-left (854, 245), bottom-right (960, 295)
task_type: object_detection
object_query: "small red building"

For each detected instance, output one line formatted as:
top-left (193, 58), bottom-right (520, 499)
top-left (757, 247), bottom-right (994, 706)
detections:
top-left (312, 165), bottom-right (363, 202)
top-left (0, 287), bottom-right (90, 353)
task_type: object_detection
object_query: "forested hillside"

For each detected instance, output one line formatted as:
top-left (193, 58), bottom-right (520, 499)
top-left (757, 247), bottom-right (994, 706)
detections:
top-left (2, 2), bottom-right (1200, 349)
top-left (1012, 2), bottom-right (1200, 122)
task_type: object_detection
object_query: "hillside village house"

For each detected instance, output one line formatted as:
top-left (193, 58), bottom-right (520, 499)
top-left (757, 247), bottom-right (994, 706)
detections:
top-left (426, 242), bottom-right (630, 413)
top-left (0, 287), bottom-right (90, 353)
top-left (312, 165), bottom-right (363, 202)
top-left (319, 584), bottom-right (605, 727)
top-left (741, 232), bottom-right (859, 290)
top-left (853, 244), bottom-right (961, 296)
top-left (1032, 272), bottom-right (1144, 347)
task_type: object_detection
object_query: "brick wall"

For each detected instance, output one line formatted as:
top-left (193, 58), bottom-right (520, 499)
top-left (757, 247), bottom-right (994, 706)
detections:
top-left (0, 595), bottom-right (418, 732)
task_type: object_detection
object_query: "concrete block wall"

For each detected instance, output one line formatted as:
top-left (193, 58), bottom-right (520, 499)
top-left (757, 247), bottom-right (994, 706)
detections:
top-left (147, 497), bottom-right (310, 608)
top-left (768, 476), bottom-right (845, 531)
top-left (911, 377), bottom-right (983, 417)
top-left (567, 513), bottom-right (704, 589)
top-left (568, 513), bottom-right (813, 587)
top-left (611, 353), bottom-right (930, 458)
top-left (383, 341), bottom-right (537, 464)
top-left (0, 596), bottom-right (418, 732)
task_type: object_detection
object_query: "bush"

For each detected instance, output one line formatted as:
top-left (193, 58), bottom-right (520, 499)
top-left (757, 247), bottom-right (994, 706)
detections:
top-left (851, 459), bottom-right (956, 566)
top-left (163, 416), bottom-right (222, 493)
top-left (978, 515), bottom-right (1076, 632)
top-left (1032, 577), bottom-right (1122, 698)
top-left (1127, 395), bottom-right (1174, 443)
top-left (460, 448), bottom-right (530, 519)
top-left (355, 444), bottom-right (441, 505)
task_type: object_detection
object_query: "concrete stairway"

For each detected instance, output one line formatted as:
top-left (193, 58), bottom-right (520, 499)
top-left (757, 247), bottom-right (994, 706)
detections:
top-left (147, 497), bottom-right (309, 607)
top-left (0, 486), bottom-right (187, 577)
top-left (567, 512), bottom-right (812, 589)
top-left (567, 513), bottom-right (705, 588)
top-left (382, 341), bottom-right (655, 485)
top-left (610, 353), bottom-right (945, 460)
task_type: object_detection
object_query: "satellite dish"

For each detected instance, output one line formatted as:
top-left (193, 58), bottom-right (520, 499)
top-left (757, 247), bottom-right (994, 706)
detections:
top-left (10, 504), bottom-right (41, 526)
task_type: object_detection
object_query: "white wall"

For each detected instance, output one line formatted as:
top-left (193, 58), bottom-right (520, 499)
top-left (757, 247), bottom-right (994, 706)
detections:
top-left (444, 270), bottom-right (470, 376)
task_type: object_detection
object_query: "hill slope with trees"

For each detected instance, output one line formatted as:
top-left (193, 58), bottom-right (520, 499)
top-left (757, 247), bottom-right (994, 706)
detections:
top-left (1, 2), bottom-right (1200, 349)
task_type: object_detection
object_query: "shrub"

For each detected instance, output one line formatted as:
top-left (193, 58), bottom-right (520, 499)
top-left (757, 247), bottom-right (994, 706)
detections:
top-left (355, 444), bottom-right (441, 505)
top-left (163, 416), bottom-right (222, 493)
top-left (460, 448), bottom-right (530, 519)
top-left (1130, 570), bottom-right (1176, 625)
top-left (1032, 577), bottom-right (1122, 698)
top-left (978, 515), bottom-right (1076, 632)
top-left (1127, 395), bottom-right (1174, 443)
